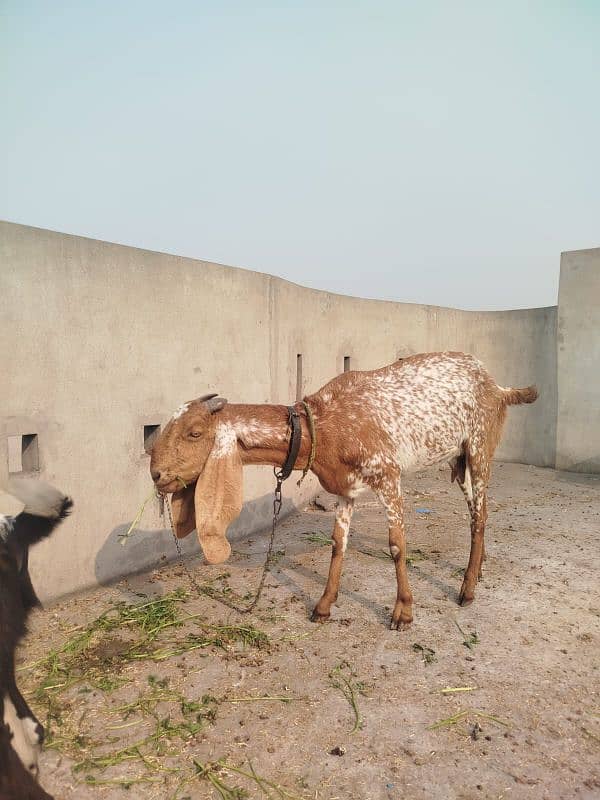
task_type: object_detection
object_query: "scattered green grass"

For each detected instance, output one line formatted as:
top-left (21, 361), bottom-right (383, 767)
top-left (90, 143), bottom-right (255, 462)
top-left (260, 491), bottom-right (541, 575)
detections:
top-left (53, 674), bottom-right (219, 776)
top-left (24, 591), bottom-right (269, 697)
top-left (357, 546), bottom-right (393, 561)
top-left (196, 571), bottom-right (258, 605)
top-left (405, 548), bottom-right (427, 565)
top-left (84, 774), bottom-right (164, 788)
top-left (303, 532), bottom-right (332, 546)
top-left (428, 709), bottom-right (510, 731)
top-left (19, 590), bottom-right (271, 790)
top-left (112, 674), bottom-right (217, 721)
top-left (329, 661), bottom-right (367, 733)
top-left (412, 642), bottom-right (436, 664)
top-left (224, 694), bottom-right (302, 704)
top-left (455, 620), bottom-right (480, 650)
top-left (192, 759), bottom-right (305, 800)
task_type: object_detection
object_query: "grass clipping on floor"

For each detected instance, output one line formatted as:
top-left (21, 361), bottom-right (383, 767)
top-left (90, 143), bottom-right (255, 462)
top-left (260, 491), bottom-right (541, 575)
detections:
top-left (18, 586), bottom-right (304, 797)
top-left (329, 660), bottom-right (367, 734)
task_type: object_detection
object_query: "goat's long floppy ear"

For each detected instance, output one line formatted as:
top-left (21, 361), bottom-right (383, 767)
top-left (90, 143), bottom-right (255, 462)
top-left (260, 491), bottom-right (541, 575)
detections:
top-left (170, 484), bottom-right (196, 539)
top-left (193, 444), bottom-right (243, 564)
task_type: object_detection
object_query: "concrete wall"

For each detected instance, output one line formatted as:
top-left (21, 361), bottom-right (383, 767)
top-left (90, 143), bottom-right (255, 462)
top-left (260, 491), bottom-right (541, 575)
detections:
top-left (1, 221), bottom-right (591, 602)
top-left (556, 248), bottom-right (600, 472)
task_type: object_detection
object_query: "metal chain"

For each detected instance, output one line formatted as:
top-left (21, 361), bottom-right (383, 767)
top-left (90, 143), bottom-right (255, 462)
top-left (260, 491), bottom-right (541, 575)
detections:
top-left (163, 471), bottom-right (283, 615)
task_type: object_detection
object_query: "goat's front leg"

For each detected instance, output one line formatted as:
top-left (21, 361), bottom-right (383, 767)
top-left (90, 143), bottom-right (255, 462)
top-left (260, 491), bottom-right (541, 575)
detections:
top-left (311, 498), bottom-right (354, 622)
top-left (5, 670), bottom-right (44, 776)
top-left (7, 670), bottom-right (44, 744)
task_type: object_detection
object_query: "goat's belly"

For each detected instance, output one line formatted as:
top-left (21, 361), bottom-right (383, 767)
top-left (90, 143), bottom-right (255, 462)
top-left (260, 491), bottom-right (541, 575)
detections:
top-left (395, 434), bottom-right (463, 472)
top-left (402, 448), bottom-right (462, 472)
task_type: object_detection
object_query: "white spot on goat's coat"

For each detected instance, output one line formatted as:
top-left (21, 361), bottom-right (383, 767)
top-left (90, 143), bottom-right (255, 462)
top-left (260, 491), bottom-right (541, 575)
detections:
top-left (172, 402), bottom-right (190, 420)
top-left (463, 463), bottom-right (473, 503)
top-left (234, 418), bottom-right (280, 448)
top-left (336, 499), bottom-right (354, 553)
top-left (212, 423), bottom-right (237, 458)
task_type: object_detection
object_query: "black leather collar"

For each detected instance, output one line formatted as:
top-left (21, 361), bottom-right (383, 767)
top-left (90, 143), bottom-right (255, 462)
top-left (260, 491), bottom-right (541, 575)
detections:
top-left (276, 406), bottom-right (302, 481)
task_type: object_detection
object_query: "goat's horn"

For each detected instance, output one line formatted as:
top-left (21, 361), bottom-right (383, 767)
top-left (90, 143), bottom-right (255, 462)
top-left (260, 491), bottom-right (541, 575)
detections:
top-left (196, 393), bottom-right (219, 403)
top-left (206, 396), bottom-right (228, 413)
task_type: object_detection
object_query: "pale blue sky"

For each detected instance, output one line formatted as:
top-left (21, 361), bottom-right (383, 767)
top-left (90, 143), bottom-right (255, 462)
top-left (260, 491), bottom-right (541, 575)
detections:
top-left (1, 1), bottom-right (599, 309)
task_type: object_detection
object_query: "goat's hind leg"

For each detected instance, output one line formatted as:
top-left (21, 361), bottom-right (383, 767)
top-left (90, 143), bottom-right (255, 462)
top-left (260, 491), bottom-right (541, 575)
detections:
top-left (451, 453), bottom-right (485, 580)
top-left (376, 480), bottom-right (413, 630)
top-left (311, 498), bottom-right (354, 622)
top-left (458, 459), bottom-right (489, 606)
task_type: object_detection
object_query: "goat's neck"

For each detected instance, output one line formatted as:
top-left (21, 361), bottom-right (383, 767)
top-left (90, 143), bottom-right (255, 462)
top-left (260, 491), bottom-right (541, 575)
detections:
top-left (221, 404), bottom-right (313, 470)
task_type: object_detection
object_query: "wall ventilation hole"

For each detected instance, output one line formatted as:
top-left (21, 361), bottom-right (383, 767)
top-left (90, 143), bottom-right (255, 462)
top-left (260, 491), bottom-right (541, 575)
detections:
top-left (143, 425), bottom-right (161, 455)
top-left (8, 434), bottom-right (39, 474)
top-left (344, 356), bottom-right (351, 372)
top-left (296, 354), bottom-right (303, 401)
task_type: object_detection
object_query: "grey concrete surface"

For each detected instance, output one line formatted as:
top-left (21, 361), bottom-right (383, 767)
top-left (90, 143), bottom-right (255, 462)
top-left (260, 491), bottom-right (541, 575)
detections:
top-left (0, 221), bottom-right (595, 601)
top-left (21, 462), bottom-right (600, 800)
top-left (556, 248), bottom-right (600, 472)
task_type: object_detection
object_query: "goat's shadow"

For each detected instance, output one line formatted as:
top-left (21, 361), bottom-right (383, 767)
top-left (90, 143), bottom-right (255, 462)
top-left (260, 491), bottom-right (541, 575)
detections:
top-left (94, 491), bottom-right (298, 597)
top-left (235, 519), bottom-right (465, 626)
top-left (94, 488), bottom-right (472, 621)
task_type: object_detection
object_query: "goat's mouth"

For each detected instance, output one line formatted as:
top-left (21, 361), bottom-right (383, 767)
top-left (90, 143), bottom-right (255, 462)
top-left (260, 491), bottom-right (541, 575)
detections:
top-left (154, 476), bottom-right (194, 495)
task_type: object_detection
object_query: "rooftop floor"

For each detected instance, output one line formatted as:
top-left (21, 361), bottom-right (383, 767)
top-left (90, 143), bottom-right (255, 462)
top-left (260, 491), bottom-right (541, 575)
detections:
top-left (21, 462), bottom-right (600, 800)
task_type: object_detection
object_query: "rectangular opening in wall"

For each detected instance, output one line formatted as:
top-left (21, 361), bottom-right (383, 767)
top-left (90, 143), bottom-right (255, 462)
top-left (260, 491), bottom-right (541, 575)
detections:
top-left (344, 356), bottom-right (351, 372)
top-left (296, 354), bottom-right (303, 401)
top-left (143, 425), bottom-right (161, 455)
top-left (8, 434), bottom-right (39, 474)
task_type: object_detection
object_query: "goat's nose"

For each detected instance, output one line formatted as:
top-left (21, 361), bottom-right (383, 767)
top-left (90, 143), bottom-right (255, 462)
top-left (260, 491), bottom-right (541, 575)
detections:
top-left (151, 469), bottom-right (161, 482)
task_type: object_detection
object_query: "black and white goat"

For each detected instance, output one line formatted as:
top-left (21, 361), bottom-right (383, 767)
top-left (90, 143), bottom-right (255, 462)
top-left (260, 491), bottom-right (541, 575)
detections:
top-left (0, 725), bottom-right (53, 800)
top-left (0, 479), bottom-right (71, 799)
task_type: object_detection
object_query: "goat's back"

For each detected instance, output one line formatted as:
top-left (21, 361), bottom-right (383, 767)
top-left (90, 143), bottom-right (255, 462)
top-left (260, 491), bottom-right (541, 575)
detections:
top-left (307, 352), bottom-right (518, 470)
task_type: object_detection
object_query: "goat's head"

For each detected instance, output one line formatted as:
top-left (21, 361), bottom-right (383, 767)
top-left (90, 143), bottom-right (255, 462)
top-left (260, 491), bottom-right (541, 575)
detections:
top-left (150, 395), bottom-right (227, 493)
top-left (150, 395), bottom-right (242, 565)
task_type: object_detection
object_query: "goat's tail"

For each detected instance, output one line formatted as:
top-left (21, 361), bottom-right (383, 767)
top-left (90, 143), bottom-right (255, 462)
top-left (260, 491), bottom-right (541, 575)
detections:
top-left (501, 385), bottom-right (539, 406)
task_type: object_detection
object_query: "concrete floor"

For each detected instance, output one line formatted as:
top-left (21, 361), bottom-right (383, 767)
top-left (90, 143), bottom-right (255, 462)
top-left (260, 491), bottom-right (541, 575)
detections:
top-left (21, 462), bottom-right (600, 800)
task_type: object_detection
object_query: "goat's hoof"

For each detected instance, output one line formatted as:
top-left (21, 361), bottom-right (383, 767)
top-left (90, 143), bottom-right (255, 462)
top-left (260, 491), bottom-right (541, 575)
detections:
top-left (390, 606), bottom-right (413, 630)
top-left (311, 609), bottom-right (331, 623)
top-left (458, 590), bottom-right (474, 606)
top-left (390, 618), bottom-right (412, 631)
top-left (458, 578), bottom-right (476, 606)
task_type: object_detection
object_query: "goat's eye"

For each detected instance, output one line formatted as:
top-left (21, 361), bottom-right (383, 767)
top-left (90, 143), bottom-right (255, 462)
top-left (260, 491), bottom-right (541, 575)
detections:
top-left (188, 431), bottom-right (202, 439)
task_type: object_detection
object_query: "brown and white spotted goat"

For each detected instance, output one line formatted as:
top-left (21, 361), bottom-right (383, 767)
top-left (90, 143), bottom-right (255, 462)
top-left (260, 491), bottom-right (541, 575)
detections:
top-left (150, 352), bottom-right (537, 629)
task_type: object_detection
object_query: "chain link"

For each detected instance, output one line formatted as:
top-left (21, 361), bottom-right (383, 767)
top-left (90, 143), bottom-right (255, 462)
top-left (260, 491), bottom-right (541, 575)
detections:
top-left (163, 469), bottom-right (284, 615)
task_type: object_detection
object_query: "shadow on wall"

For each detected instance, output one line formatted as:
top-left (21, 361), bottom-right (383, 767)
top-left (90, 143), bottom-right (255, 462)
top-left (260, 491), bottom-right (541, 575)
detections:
top-left (94, 490), bottom-right (299, 587)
